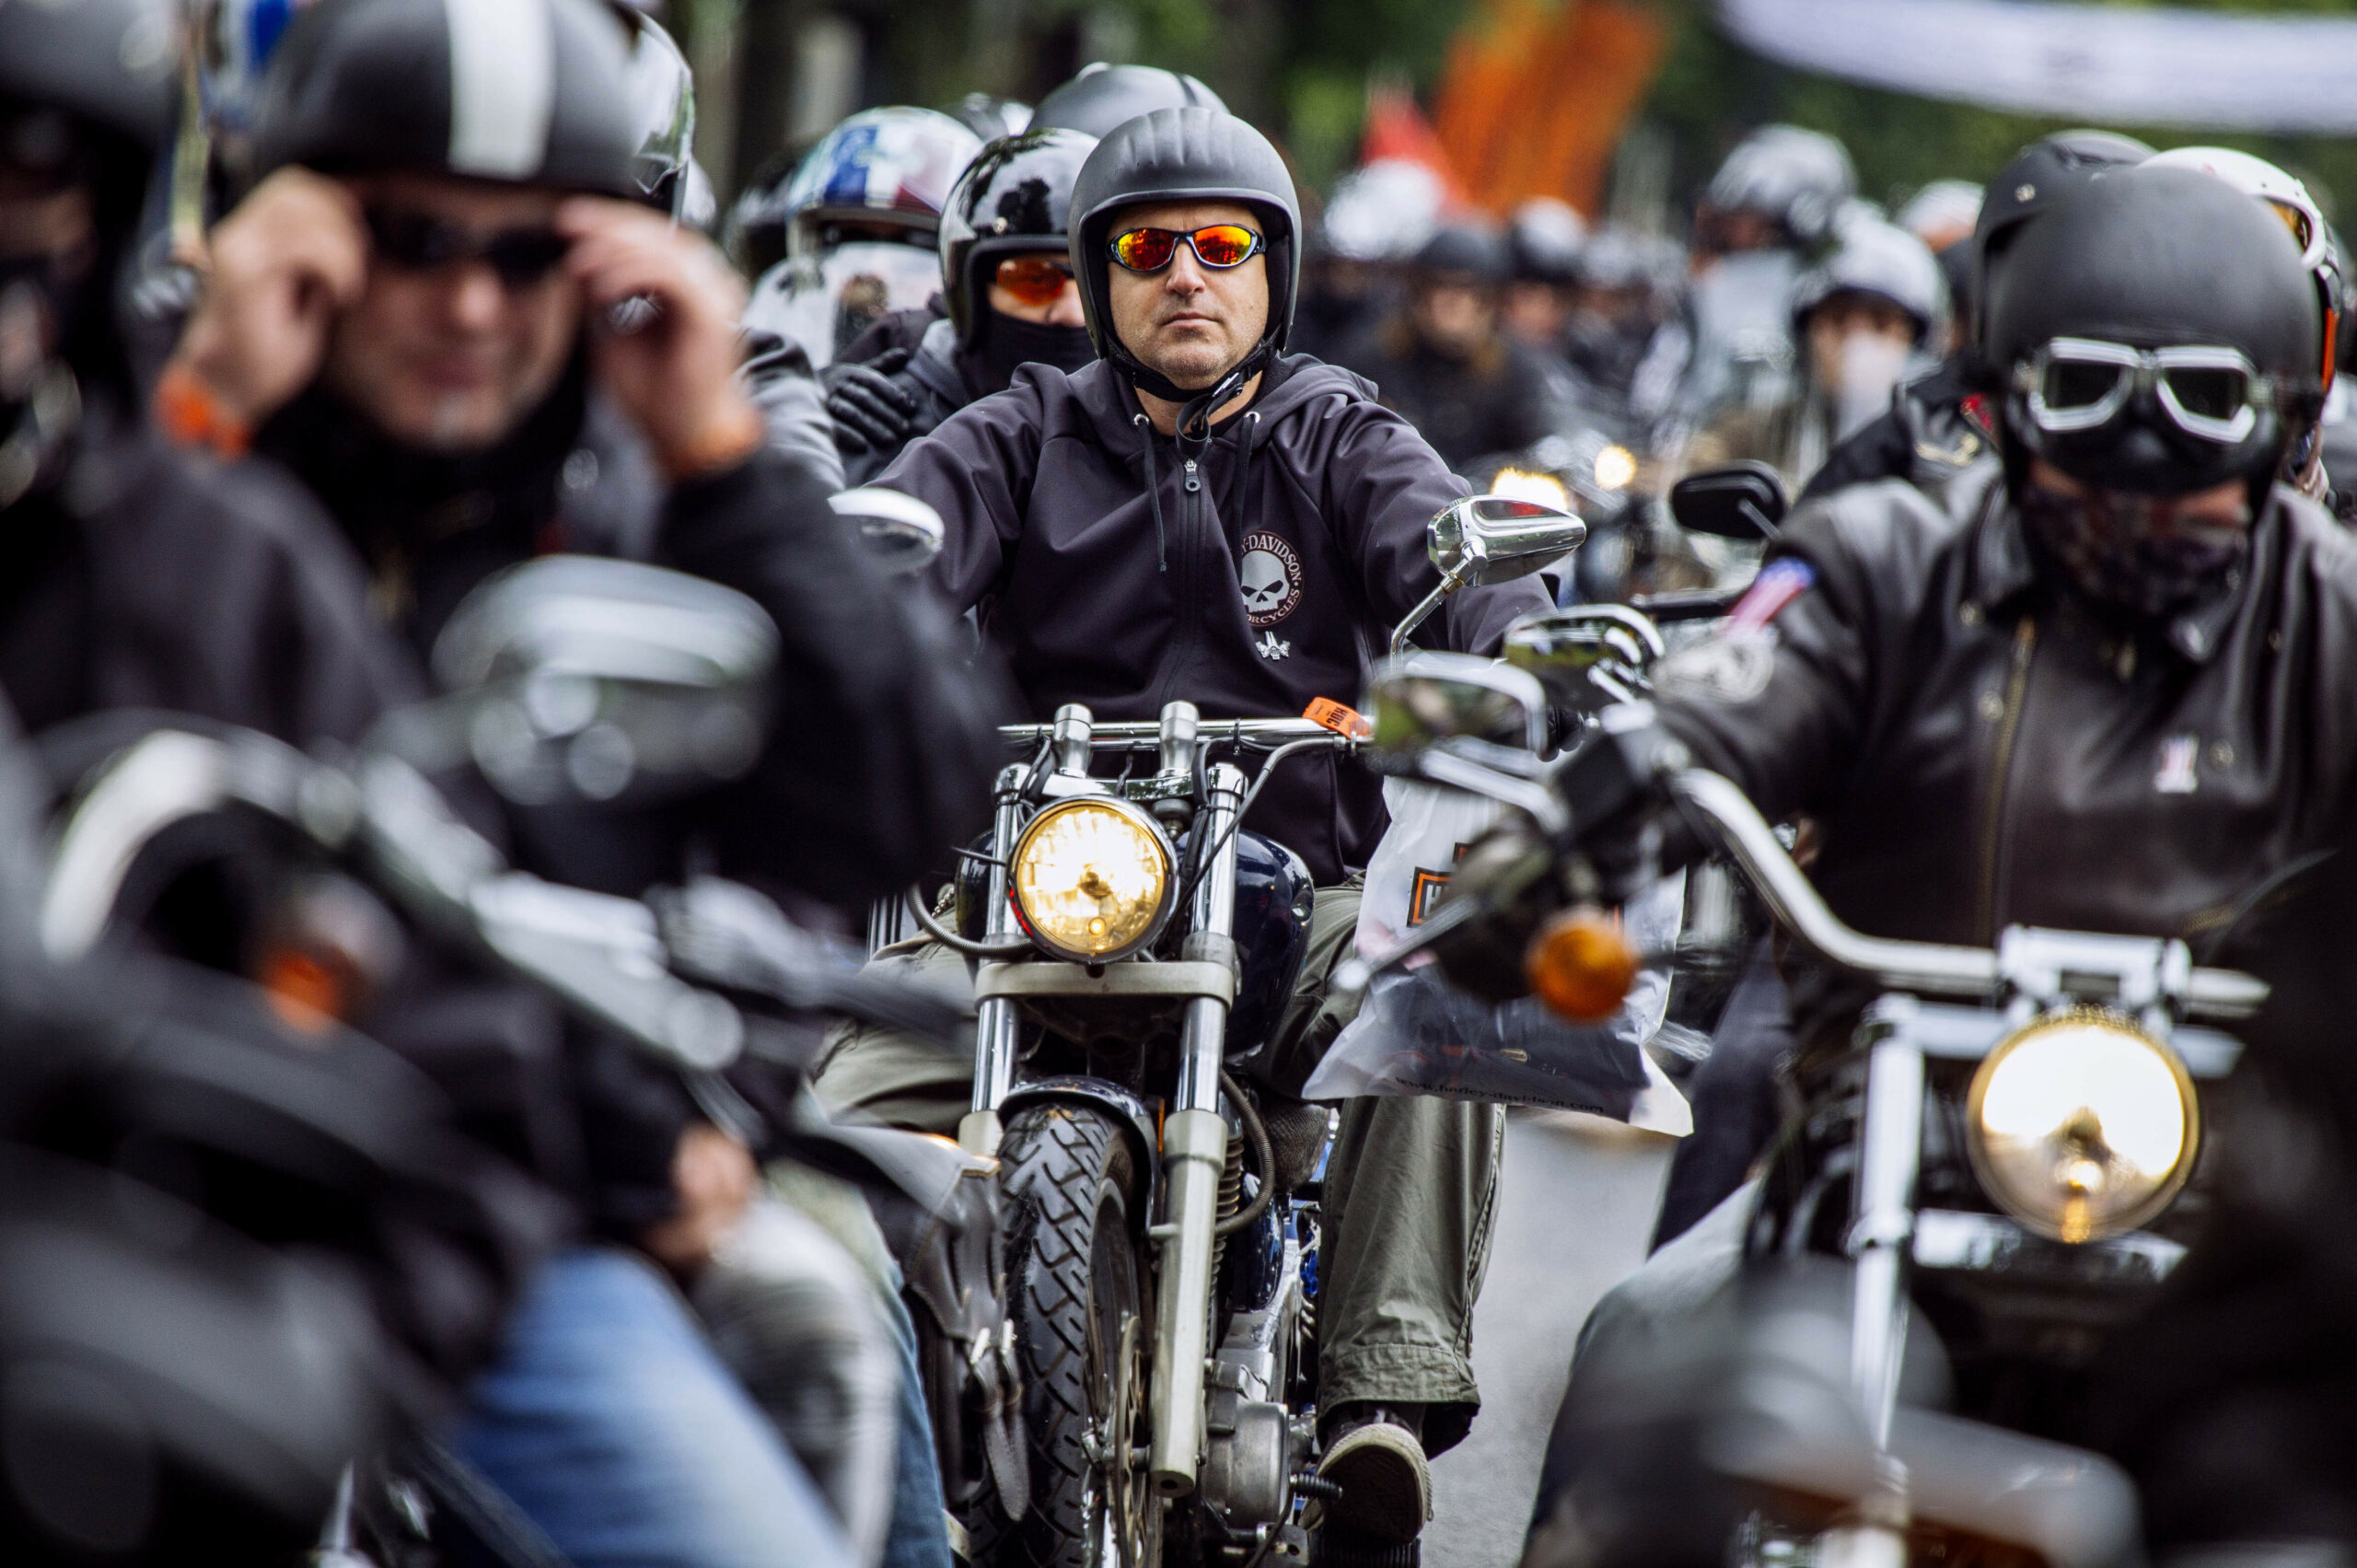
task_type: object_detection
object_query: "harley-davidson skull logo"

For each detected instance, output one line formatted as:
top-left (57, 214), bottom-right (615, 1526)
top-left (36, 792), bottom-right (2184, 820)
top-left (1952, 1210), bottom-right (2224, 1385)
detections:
top-left (1238, 532), bottom-right (1303, 627)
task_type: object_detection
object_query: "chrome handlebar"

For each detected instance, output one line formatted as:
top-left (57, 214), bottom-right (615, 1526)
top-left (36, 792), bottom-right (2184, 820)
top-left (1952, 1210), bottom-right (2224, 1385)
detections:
top-left (997, 716), bottom-right (1344, 749)
top-left (1667, 769), bottom-right (2268, 1021)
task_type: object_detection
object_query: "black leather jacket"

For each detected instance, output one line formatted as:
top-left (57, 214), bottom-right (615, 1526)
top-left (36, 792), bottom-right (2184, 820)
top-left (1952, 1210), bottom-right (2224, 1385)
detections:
top-left (1655, 469), bottom-right (2357, 1068)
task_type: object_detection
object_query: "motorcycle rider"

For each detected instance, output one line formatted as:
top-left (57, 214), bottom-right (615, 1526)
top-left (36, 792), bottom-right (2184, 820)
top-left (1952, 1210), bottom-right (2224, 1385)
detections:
top-left (1340, 221), bottom-right (1565, 471)
top-left (1688, 215), bottom-right (1945, 495)
top-left (823, 128), bottom-right (1099, 484)
top-left (0, 0), bottom-right (410, 750)
top-left (1500, 197), bottom-right (1586, 354)
top-left (1560, 225), bottom-right (1681, 436)
top-left (819, 63), bottom-right (1227, 456)
top-left (816, 107), bottom-right (1554, 1553)
top-left (738, 105), bottom-right (982, 370)
top-left (1522, 164), bottom-right (2352, 1555)
top-left (1290, 159), bottom-right (1440, 368)
top-left (159, 0), bottom-right (1005, 1561)
top-left (1664, 124), bottom-right (1854, 428)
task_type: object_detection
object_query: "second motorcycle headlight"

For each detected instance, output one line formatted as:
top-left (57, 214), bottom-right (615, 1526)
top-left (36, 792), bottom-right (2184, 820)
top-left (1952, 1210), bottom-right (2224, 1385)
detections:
top-left (1966, 1010), bottom-right (2200, 1244)
top-left (1009, 798), bottom-right (1175, 963)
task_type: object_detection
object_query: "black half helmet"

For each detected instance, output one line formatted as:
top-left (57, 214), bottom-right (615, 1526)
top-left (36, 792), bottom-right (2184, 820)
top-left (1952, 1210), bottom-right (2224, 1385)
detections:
top-left (253, 0), bottom-right (640, 197)
top-left (1986, 164), bottom-right (2321, 496)
top-left (0, 0), bottom-right (177, 159)
top-left (1971, 129), bottom-right (2153, 347)
top-left (1069, 108), bottom-right (1301, 404)
top-left (1029, 64), bottom-right (1226, 141)
top-left (0, 0), bottom-right (177, 394)
top-left (940, 128), bottom-right (1098, 351)
top-left (1415, 222), bottom-right (1510, 285)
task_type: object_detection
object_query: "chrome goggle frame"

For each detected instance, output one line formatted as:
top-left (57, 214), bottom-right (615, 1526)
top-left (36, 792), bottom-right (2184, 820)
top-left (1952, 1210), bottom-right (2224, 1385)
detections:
top-left (2014, 337), bottom-right (2276, 446)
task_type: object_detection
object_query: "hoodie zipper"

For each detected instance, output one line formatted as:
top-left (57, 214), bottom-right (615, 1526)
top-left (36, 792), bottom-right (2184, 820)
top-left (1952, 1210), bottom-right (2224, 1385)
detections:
top-left (1974, 615), bottom-right (2038, 940)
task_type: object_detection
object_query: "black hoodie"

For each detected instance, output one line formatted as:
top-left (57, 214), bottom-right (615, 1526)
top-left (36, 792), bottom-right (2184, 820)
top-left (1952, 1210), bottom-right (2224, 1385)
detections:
top-left (877, 352), bottom-right (1552, 882)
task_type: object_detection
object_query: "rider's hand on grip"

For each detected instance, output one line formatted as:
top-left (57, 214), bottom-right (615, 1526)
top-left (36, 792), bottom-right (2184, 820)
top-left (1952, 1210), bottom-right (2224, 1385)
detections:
top-left (821, 349), bottom-right (920, 454)
top-left (1430, 817), bottom-right (1565, 1003)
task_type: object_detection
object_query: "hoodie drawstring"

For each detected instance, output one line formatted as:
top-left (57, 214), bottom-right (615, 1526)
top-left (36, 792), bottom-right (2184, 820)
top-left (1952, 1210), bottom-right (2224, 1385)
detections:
top-left (1133, 412), bottom-right (1169, 573)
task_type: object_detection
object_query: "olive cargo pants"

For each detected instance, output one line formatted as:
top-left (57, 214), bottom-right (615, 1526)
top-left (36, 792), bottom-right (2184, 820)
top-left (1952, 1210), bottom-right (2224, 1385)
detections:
top-left (812, 886), bottom-right (1505, 1457)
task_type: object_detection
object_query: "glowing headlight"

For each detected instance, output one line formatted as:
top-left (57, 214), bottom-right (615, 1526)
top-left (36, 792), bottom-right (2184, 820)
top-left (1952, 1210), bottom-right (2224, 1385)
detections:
top-left (1010, 798), bottom-right (1174, 963)
top-left (1966, 1010), bottom-right (2200, 1244)
top-left (1591, 444), bottom-right (1638, 493)
top-left (1490, 467), bottom-right (1574, 513)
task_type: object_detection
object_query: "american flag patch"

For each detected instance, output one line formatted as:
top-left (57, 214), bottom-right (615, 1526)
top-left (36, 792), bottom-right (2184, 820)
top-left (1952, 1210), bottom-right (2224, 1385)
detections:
top-left (1726, 559), bottom-right (1816, 633)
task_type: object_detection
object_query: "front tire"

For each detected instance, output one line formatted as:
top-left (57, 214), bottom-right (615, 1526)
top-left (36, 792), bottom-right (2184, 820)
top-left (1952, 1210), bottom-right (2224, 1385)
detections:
top-left (986, 1104), bottom-right (1159, 1567)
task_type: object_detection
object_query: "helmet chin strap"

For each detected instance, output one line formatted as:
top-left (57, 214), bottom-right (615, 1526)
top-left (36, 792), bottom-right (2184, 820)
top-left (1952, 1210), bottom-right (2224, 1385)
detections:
top-left (1121, 341), bottom-right (1271, 447)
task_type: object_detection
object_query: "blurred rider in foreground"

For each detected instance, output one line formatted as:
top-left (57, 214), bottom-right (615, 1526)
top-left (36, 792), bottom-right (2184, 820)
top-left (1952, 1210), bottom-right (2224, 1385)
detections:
top-left (819, 107), bottom-right (1553, 1560)
top-left (158, 0), bottom-right (1004, 1561)
top-left (1525, 164), bottom-right (2354, 1557)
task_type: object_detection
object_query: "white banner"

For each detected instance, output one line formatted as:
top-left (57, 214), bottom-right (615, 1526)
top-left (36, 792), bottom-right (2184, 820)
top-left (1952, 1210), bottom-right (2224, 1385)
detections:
top-left (1718, 0), bottom-right (2357, 134)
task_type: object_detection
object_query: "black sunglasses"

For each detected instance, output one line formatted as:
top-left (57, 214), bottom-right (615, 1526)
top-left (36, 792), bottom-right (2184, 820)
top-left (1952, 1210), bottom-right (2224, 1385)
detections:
top-left (364, 206), bottom-right (573, 290)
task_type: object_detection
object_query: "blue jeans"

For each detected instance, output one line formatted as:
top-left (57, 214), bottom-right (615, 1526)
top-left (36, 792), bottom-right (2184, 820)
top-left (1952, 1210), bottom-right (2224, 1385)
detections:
top-left (877, 1275), bottom-right (953, 1568)
top-left (459, 1248), bottom-right (855, 1568)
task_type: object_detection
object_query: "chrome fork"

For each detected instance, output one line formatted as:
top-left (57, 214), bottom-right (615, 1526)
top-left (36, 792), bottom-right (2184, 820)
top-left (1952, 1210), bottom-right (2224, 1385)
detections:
top-left (958, 763), bottom-right (1030, 1157)
top-left (1148, 761), bottom-right (1245, 1495)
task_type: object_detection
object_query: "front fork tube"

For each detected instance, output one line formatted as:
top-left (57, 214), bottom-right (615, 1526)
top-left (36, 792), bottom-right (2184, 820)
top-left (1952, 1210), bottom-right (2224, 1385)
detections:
top-left (960, 767), bottom-right (1030, 1157)
top-left (1148, 762), bottom-right (1247, 1496)
top-left (1842, 1035), bottom-right (1925, 1544)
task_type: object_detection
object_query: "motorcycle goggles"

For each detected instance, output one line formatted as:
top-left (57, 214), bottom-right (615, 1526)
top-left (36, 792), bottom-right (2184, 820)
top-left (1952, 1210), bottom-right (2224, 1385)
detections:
top-left (2014, 337), bottom-right (2286, 447)
top-left (365, 207), bottom-right (573, 291)
top-left (993, 253), bottom-right (1074, 306)
top-left (1108, 224), bottom-right (1265, 274)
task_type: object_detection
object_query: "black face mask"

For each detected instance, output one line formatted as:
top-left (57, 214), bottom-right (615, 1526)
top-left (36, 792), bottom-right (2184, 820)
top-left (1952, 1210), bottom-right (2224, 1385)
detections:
top-left (959, 308), bottom-right (1097, 398)
top-left (2016, 479), bottom-right (2251, 621)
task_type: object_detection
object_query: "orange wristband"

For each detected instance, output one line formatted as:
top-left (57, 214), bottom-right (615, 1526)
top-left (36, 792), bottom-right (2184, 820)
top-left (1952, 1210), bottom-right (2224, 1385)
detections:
top-left (661, 401), bottom-right (764, 482)
top-left (154, 361), bottom-right (253, 459)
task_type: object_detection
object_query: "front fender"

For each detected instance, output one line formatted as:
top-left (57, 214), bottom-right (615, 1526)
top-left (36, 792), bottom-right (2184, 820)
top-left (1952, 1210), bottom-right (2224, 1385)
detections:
top-left (1000, 1075), bottom-right (1162, 1200)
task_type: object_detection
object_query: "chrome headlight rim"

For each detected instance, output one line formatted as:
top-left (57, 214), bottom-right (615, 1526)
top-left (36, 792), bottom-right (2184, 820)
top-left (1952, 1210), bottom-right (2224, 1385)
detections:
top-left (1008, 796), bottom-right (1177, 965)
top-left (1964, 1005), bottom-right (2200, 1245)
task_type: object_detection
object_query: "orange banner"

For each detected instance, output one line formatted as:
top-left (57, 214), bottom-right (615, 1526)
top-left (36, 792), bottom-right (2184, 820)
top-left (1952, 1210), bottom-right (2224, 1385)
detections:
top-left (1432, 0), bottom-right (1666, 218)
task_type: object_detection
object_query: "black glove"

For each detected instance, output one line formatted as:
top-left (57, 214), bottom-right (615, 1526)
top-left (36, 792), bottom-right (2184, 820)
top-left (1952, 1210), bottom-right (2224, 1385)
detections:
top-left (821, 348), bottom-right (920, 456)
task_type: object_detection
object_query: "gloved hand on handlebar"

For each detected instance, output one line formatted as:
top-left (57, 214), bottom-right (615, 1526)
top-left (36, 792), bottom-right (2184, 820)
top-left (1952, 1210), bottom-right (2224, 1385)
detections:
top-left (821, 349), bottom-right (920, 455)
top-left (1432, 705), bottom-right (1701, 1002)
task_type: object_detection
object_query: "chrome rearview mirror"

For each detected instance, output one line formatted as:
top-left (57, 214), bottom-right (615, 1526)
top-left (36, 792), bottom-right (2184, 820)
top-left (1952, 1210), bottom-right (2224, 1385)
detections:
top-left (424, 556), bottom-right (779, 807)
top-left (1392, 494), bottom-right (1586, 653)
top-left (1668, 460), bottom-right (1787, 541)
top-left (1362, 651), bottom-right (1550, 772)
top-left (830, 486), bottom-right (946, 575)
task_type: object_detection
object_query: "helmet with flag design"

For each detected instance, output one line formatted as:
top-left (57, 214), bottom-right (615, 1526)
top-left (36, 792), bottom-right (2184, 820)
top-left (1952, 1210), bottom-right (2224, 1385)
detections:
top-left (780, 105), bottom-right (981, 259)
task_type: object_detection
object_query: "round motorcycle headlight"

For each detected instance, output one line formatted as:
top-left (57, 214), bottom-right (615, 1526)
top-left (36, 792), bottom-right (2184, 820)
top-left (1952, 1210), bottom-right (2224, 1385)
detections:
top-left (1009, 798), bottom-right (1174, 963)
top-left (1966, 1009), bottom-right (2200, 1244)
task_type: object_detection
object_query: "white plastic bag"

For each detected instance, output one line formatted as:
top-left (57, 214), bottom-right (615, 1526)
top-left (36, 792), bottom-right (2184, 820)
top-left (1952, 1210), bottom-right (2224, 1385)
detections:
top-left (1306, 780), bottom-right (1690, 1133)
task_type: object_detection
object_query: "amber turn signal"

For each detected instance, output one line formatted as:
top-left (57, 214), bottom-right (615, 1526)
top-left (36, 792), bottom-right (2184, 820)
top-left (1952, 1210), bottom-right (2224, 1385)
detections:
top-left (1525, 906), bottom-right (1639, 1023)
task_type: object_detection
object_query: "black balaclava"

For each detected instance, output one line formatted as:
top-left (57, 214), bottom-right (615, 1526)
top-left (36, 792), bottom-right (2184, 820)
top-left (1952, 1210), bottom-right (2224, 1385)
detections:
top-left (957, 306), bottom-right (1095, 399)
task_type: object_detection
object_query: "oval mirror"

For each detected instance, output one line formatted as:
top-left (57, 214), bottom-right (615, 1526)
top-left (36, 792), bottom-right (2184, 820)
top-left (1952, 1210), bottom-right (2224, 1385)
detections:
top-left (431, 557), bottom-right (779, 806)
top-left (830, 486), bottom-right (946, 575)
top-left (1428, 494), bottom-right (1587, 587)
top-left (1668, 460), bottom-right (1787, 541)
top-left (1362, 651), bottom-right (1550, 772)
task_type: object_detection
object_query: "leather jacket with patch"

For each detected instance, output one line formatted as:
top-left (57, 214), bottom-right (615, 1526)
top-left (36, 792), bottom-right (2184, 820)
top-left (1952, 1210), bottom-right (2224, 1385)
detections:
top-left (1654, 470), bottom-right (2357, 1068)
